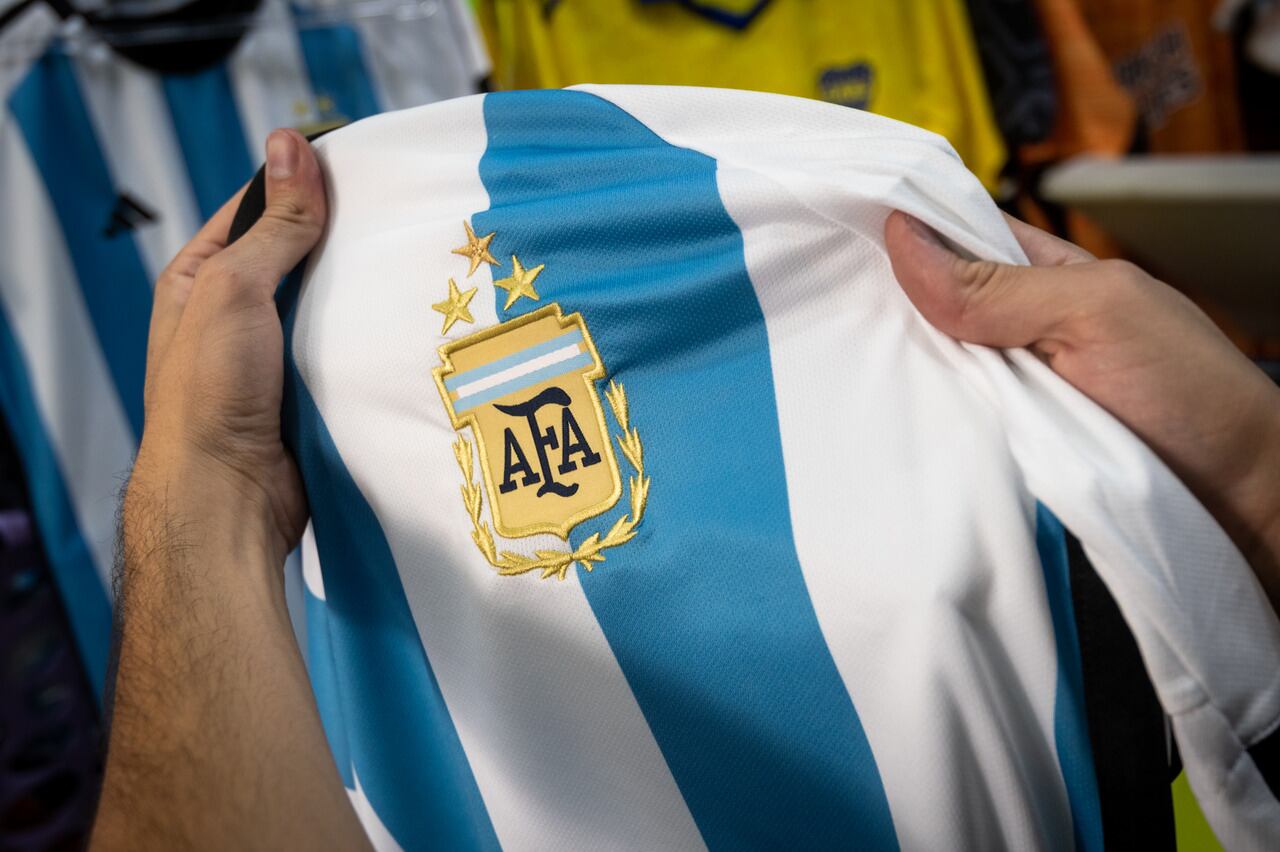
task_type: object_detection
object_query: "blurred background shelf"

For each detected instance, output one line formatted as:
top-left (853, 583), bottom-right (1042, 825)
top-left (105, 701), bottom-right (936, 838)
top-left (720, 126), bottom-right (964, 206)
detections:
top-left (1042, 154), bottom-right (1280, 337)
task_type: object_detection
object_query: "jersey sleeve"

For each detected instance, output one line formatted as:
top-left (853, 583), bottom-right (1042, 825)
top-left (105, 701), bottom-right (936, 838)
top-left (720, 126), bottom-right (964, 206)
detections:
top-left (913, 213), bottom-right (1280, 849)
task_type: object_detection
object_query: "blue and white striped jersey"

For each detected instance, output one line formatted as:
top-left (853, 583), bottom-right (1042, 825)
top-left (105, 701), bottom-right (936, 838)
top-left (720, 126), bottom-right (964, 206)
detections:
top-left (0, 0), bottom-right (487, 695)
top-left (279, 86), bottom-right (1280, 851)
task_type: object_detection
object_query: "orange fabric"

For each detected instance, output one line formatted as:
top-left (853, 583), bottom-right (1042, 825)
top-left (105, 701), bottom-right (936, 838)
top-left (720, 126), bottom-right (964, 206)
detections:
top-left (1022, 0), bottom-right (1136, 165)
top-left (1078, 0), bottom-right (1243, 153)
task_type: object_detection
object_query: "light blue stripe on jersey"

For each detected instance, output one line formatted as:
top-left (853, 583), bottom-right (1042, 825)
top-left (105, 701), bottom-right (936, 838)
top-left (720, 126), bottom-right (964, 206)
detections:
top-left (161, 65), bottom-right (255, 221)
top-left (1035, 503), bottom-right (1104, 851)
top-left (279, 268), bottom-right (499, 851)
top-left (444, 328), bottom-right (584, 392)
top-left (295, 19), bottom-right (381, 124)
top-left (455, 351), bottom-right (594, 412)
top-left (0, 307), bottom-right (110, 697)
top-left (473, 89), bottom-right (899, 849)
top-left (303, 584), bottom-right (354, 789)
top-left (8, 52), bottom-right (150, 438)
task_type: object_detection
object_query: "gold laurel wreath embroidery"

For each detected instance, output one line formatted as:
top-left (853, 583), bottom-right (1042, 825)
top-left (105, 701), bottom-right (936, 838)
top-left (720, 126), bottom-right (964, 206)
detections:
top-left (453, 380), bottom-right (649, 580)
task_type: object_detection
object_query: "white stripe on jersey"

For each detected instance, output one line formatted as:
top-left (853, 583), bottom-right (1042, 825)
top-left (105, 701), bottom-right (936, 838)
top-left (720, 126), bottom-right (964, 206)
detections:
top-left (301, 521), bottom-right (326, 601)
top-left (582, 84), bottom-right (1075, 850)
top-left (0, 120), bottom-right (135, 593)
top-left (298, 102), bottom-right (706, 852)
top-left (571, 84), bottom-right (1280, 850)
top-left (72, 44), bottom-right (203, 281)
top-left (229, 0), bottom-right (318, 163)
top-left (964, 339), bottom-right (1280, 852)
top-left (0, 2), bottom-right (55, 100)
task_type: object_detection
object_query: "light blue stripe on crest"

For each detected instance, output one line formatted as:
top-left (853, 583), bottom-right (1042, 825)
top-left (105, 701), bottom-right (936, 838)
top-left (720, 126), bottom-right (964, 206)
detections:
top-left (1035, 503), bottom-right (1104, 851)
top-left (295, 16), bottom-right (381, 124)
top-left (279, 269), bottom-right (499, 851)
top-left (8, 54), bottom-right (151, 438)
top-left (444, 328), bottom-right (584, 392)
top-left (473, 89), bottom-right (899, 850)
top-left (455, 351), bottom-right (593, 412)
top-left (0, 306), bottom-right (111, 698)
top-left (161, 64), bottom-right (255, 221)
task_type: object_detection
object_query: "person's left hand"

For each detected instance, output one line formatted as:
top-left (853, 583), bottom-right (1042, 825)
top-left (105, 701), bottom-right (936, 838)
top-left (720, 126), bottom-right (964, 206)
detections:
top-left (97, 132), bottom-right (371, 852)
top-left (127, 128), bottom-right (325, 567)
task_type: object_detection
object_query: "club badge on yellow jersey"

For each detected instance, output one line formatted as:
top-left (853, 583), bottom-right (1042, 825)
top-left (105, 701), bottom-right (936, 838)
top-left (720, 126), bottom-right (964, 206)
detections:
top-left (432, 221), bottom-right (649, 580)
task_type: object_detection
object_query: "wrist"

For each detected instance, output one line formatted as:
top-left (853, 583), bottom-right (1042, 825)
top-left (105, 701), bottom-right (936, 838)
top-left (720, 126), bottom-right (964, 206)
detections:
top-left (126, 444), bottom-right (290, 574)
top-left (1217, 390), bottom-right (1280, 598)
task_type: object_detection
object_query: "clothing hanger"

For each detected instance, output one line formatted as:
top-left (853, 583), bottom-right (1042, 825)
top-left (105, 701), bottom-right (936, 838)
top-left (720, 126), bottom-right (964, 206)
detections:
top-left (0, 1), bottom-right (441, 70)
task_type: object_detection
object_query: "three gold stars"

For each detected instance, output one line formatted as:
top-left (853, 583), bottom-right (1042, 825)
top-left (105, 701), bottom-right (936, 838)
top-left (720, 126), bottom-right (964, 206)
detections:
top-left (432, 277), bottom-right (476, 334)
top-left (493, 255), bottom-right (544, 310)
top-left (436, 222), bottom-right (544, 336)
top-left (451, 220), bottom-right (498, 277)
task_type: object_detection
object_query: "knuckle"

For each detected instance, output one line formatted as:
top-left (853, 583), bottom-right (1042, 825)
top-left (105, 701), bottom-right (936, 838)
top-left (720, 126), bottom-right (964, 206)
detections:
top-left (1099, 259), bottom-right (1149, 293)
top-left (1092, 259), bottom-right (1153, 309)
top-left (954, 258), bottom-right (1002, 292)
top-left (263, 197), bottom-right (322, 235)
top-left (202, 257), bottom-right (244, 290)
top-left (951, 259), bottom-right (1005, 329)
top-left (194, 256), bottom-right (256, 300)
top-left (154, 268), bottom-right (179, 294)
top-left (196, 253), bottom-right (230, 283)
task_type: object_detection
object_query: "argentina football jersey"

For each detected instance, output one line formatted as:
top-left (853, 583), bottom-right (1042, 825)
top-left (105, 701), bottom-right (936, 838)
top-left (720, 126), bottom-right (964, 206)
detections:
top-left (248, 86), bottom-right (1280, 850)
top-left (0, 0), bottom-right (487, 697)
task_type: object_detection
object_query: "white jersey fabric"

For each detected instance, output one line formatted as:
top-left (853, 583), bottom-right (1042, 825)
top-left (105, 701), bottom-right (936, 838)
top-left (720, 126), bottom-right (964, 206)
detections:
top-left (280, 85), bottom-right (1280, 851)
top-left (0, 0), bottom-right (487, 694)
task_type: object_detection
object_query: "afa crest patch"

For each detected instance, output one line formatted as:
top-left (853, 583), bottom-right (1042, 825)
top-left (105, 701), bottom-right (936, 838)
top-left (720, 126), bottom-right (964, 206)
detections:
top-left (432, 223), bottom-right (649, 580)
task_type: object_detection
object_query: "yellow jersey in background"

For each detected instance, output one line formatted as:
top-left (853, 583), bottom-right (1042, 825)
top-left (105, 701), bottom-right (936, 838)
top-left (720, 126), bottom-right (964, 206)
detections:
top-left (478, 0), bottom-right (1007, 190)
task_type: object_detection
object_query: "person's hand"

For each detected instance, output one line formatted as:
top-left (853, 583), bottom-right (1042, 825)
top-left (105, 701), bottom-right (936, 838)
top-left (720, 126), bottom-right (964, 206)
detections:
top-left (96, 131), bottom-right (371, 851)
top-left (884, 211), bottom-right (1280, 606)
top-left (126, 128), bottom-right (325, 567)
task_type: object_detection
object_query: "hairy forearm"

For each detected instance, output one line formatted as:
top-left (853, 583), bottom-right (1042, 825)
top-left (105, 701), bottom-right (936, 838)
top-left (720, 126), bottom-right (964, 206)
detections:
top-left (91, 463), bottom-right (369, 851)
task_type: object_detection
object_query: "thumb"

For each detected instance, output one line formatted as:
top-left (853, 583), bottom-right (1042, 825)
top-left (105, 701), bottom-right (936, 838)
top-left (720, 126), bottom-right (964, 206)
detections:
top-left (884, 211), bottom-right (1114, 353)
top-left (212, 128), bottom-right (327, 297)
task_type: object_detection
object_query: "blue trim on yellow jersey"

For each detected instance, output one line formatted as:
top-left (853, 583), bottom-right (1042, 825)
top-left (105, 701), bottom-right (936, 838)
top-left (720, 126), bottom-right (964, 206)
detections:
top-left (473, 88), bottom-right (899, 849)
top-left (1035, 502), bottom-right (1104, 851)
top-left (639, 0), bottom-right (774, 31)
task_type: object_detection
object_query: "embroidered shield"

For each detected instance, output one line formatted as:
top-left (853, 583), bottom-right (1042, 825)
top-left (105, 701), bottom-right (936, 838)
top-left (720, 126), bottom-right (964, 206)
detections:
top-left (434, 304), bottom-right (622, 541)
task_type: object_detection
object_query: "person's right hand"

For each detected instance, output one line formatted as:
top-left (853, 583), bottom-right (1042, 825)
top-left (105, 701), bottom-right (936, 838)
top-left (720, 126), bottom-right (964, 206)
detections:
top-left (885, 211), bottom-right (1280, 608)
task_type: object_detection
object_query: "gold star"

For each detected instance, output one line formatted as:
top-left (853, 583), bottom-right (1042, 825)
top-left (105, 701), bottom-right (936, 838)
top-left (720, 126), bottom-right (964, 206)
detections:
top-left (451, 220), bottom-right (498, 277)
top-left (432, 278), bottom-right (477, 334)
top-left (493, 255), bottom-right (544, 310)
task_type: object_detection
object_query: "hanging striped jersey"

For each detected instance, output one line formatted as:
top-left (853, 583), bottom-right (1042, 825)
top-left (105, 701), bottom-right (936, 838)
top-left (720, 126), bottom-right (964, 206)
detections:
top-left (271, 86), bottom-right (1280, 851)
top-left (0, 0), bottom-right (488, 696)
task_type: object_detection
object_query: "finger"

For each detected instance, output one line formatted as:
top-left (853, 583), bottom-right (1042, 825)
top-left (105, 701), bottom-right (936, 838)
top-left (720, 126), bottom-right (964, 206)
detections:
top-left (149, 184), bottom-right (252, 375)
top-left (188, 182), bottom-right (251, 261)
top-left (1001, 213), bottom-right (1095, 267)
top-left (199, 128), bottom-right (326, 305)
top-left (884, 210), bottom-right (1122, 352)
